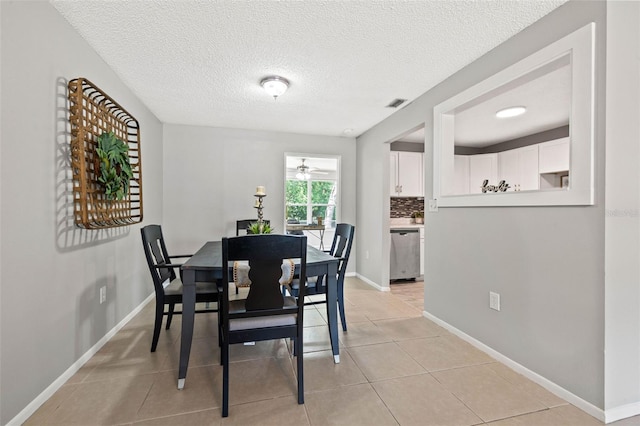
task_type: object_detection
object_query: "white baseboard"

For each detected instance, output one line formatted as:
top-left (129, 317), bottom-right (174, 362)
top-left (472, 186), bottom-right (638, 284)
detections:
top-left (605, 401), bottom-right (640, 424)
top-left (355, 273), bottom-right (390, 292)
top-left (8, 294), bottom-right (154, 426)
top-left (422, 310), bottom-right (607, 423)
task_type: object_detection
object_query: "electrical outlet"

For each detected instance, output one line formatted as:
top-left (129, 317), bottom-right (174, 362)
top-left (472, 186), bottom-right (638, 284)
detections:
top-left (100, 286), bottom-right (106, 304)
top-left (365, 250), bottom-right (369, 260)
top-left (428, 199), bottom-right (438, 212)
top-left (489, 291), bottom-right (500, 311)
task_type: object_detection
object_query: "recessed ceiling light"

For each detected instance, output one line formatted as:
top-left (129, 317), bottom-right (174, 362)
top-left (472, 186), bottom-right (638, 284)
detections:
top-left (496, 106), bottom-right (526, 118)
top-left (260, 76), bottom-right (289, 99)
top-left (343, 128), bottom-right (354, 135)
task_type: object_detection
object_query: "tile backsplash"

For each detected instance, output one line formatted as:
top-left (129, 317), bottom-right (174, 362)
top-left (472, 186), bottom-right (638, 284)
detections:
top-left (390, 197), bottom-right (424, 218)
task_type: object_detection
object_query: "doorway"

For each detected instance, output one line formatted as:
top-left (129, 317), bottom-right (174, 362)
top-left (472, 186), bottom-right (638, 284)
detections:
top-left (388, 126), bottom-right (426, 293)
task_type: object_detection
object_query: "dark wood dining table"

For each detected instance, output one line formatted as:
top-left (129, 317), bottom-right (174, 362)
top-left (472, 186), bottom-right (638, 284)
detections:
top-left (177, 240), bottom-right (340, 389)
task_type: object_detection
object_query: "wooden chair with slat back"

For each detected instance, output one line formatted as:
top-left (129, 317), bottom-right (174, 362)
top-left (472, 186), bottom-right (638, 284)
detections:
top-left (140, 225), bottom-right (220, 352)
top-left (220, 234), bottom-right (307, 417)
top-left (287, 223), bottom-right (354, 331)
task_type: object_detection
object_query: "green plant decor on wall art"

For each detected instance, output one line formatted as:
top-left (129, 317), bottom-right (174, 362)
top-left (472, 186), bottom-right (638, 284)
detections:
top-left (96, 132), bottom-right (133, 200)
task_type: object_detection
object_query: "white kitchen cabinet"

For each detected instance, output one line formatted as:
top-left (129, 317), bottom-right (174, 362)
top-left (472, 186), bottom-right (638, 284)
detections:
top-left (497, 145), bottom-right (539, 191)
top-left (390, 152), bottom-right (399, 195)
top-left (390, 151), bottom-right (423, 197)
top-left (453, 153), bottom-right (498, 194)
top-left (453, 155), bottom-right (470, 194)
top-left (498, 149), bottom-right (518, 189)
top-left (538, 137), bottom-right (570, 173)
top-left (468, 153), bottom-right (497, 193)
top-left (519, 145), bottom-right (540, 190)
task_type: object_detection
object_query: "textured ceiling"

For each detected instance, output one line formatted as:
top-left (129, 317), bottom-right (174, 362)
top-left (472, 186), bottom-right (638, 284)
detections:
top-left (51, 0), bottom-right (567, 138)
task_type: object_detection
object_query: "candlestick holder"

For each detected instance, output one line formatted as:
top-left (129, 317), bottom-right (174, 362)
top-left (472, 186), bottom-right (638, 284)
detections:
top-left (254, 194), bottom-right (266, 231)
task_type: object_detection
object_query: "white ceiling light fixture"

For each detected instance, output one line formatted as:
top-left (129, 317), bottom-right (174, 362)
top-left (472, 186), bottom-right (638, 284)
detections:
top-left (296, 159), bottom-right (311, 180)
top-left (496, 106), bottom-right (527, 118)
top-left (261, 76), bottom-right (289, 99)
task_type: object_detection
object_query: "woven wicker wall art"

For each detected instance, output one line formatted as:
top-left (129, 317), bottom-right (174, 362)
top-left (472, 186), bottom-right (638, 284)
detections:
top-left (68, 78), bottom-right (143, 229)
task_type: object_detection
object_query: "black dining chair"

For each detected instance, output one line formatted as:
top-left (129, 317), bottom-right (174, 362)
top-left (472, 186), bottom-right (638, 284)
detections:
top-left (140, 224), bottom-right (220, 352)
top-left (236, 219), bottom-right (270, 236)
top-left (287, 223), bottom-right (354, 331)
top-left (220, 234), bottom-right (307, 417)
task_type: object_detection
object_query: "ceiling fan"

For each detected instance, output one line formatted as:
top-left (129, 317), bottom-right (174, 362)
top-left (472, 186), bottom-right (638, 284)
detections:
top-left (296, 158), bottom-right (328, 180)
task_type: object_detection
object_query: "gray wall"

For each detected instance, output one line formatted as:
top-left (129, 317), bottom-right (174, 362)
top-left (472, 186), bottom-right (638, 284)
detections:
top-left (162, 125), bottom-right (357, 272)
top-left (604, 1), bottom-right (640, 413)
top-left (390, 141), bottom-right (424, 153)
top-left (455, 125), bottom-right (570, 155)
top-left (357, 0), bottom-right (606, 408)
top-left (0, 2), bottom-right (164, 423)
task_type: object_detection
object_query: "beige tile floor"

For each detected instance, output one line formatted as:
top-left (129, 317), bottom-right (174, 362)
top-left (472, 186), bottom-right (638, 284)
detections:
top-left (25, 278), bottom-right (640, 425)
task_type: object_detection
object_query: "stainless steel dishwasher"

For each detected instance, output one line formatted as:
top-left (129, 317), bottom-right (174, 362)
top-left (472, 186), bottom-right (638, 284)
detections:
top-left (390, 228), bottom-right (420, 280)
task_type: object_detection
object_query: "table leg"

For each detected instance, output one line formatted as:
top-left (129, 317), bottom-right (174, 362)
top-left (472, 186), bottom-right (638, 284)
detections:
top-left (319, 229), bottom-right (325, 250)
top-left (325, 261), bottom-right (340, 363)
top-left (178, 269), bottom-right (196, 389)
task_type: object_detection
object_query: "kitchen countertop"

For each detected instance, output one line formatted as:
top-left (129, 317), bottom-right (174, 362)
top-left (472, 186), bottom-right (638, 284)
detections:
top-left (390, 218), bottom-right (424, 230)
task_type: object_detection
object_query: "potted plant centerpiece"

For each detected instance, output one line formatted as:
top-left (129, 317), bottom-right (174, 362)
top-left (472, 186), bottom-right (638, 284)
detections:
top-left (412, 211), bottom-right (424, 224)
top-left (248, 222), bottom-right (273, 234)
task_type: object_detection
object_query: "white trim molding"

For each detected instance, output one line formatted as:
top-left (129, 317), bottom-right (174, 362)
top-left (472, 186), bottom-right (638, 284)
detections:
top-left (605, 402), bottom-right (640, 424)
top-left (355, 273), bottom-right (390, 292)
top-left (8, 294), bottom-right (154, 426)
top-left (423, 309), bottom-right (606, 423)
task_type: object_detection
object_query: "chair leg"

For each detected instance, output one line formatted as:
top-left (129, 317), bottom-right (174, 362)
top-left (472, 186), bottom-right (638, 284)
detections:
top-left (215, 287), bottom-right (223, 349)
top-left (296, 335), bottom-right (304, 404)
top-left (151, 300), bottom-right (164, 352)
top-left (338, 281), bottom-right (347, 331)
top-left (222, 341), bottom-right (229, 417)
top-left (166, 303), bottom-right (175, 330)
top-left (217, 311), bottom-right (223, 349)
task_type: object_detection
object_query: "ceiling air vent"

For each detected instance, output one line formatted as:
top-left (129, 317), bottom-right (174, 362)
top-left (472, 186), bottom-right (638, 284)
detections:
top-left (386, 98), bottom-right (407, 108)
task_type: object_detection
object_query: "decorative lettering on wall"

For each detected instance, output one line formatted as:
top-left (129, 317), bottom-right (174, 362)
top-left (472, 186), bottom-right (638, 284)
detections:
top-left (481, 180), bottom-right (511, 193)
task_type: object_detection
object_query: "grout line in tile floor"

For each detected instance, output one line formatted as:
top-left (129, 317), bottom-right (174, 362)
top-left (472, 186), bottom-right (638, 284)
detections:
top-left (22, 277), bottom-right (639, 425)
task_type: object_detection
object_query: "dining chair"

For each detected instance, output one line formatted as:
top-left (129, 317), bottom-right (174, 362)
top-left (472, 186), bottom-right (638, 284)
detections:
top-left (287, 223), bottom-right (354, 331)
top-left (140, 224), bottom-right (220, 352)
top-left (233, 219), bottom-right (270, 295)
top-left (236, 219), bottom-right (270, 236)
top-left (220, 234), bottom-right (307, 417)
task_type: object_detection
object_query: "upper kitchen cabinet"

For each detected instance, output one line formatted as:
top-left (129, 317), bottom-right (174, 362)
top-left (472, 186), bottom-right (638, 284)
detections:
top-left (498, 145), bottom-right (539, 191)
top-left (453, 155), bottom-right (470, 194)
top-left (455, 153), bottom-right (499, 194)
top-left (468, 153), bottom-right (497, 194)
top-left (538, 137), bottom-right (569, 173)
top-left (539, 137), bottom-right (570, 189)
top-left (390, 151), bottom-right (423, 197)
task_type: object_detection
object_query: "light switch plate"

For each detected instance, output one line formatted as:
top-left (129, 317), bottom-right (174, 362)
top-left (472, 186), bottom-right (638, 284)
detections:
top-left (428, 199), bottom-right (438, 212)
top-left (489, 291), bottom-right (500, 311)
